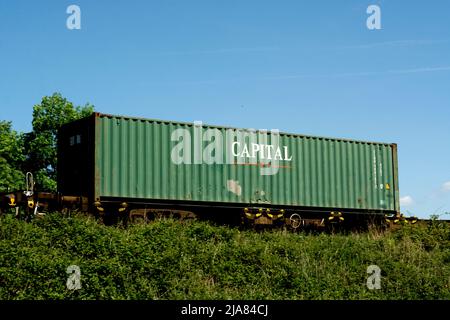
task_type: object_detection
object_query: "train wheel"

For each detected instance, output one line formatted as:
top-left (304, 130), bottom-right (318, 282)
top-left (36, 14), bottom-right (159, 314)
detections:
top-left (289, 213), bottom-right (303, 230)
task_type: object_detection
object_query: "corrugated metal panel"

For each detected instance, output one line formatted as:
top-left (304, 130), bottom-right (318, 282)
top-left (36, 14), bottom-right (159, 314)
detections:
top-left (94, 114), bottom-right (398, 212)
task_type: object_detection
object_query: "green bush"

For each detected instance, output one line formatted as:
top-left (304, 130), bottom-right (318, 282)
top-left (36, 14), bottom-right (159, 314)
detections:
top-left (0, 213), bottom-right (449, 300)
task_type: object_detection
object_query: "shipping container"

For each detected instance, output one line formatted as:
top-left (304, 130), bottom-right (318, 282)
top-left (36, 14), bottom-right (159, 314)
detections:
top-left (57, 113), bottom-right (400, 218)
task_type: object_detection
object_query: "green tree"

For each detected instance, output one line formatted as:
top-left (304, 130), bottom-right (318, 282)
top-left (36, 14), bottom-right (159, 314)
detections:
top-left (0, 121), bottom-right (25, 192)
top-left (24, 93), bottom-right (94, 192)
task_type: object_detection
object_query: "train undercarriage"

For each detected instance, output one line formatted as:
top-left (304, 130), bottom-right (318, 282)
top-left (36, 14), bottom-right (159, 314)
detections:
top-left (0, 187), bottom-right (418, 231)
top-left (0, 172), bottom-right (418, 230)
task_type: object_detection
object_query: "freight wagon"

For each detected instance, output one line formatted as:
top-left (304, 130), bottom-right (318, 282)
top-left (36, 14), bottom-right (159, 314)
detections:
top-left (55, 112), bottom-right (401, 227)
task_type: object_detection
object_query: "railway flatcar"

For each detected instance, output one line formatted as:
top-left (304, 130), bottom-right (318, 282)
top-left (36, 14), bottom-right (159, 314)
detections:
top-left (56, 112), bottom-right (402, 227)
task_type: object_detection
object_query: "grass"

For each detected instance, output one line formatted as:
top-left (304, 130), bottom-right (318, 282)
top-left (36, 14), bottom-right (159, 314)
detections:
top-left (0, 213), bottom-right (449, 300)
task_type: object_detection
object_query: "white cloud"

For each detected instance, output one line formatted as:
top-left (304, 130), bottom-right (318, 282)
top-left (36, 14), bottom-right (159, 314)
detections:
top-left (400, 196), bottom-right (414, 207)
top-left (442, 181), bottom-right (450, 192)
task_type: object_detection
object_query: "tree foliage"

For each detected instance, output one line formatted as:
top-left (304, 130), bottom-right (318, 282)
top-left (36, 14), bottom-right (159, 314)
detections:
top-left (0, 121), bottom-right (25, 192)
top-left (23, 93), bottom-right (94, 191)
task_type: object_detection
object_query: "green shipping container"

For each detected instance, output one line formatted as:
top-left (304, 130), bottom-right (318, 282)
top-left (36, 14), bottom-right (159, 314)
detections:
top-left (57, 113), bottom-right (400, 215)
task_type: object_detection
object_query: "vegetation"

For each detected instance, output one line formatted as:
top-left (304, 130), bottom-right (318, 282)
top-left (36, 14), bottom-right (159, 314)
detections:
top-left (0, 213), bottom-right (449, 300)
top-left (0, 93), bottom-right (94, 193)
top-left (0, 121), bottom-right (25, 192)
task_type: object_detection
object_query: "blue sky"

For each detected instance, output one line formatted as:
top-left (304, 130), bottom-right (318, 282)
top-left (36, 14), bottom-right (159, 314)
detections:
top-left (0, 0), bottom-right (449, 218)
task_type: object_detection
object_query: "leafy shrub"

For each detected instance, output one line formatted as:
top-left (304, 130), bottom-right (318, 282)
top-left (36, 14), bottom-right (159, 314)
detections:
top-left (0, 213), bottom-right (449, 300)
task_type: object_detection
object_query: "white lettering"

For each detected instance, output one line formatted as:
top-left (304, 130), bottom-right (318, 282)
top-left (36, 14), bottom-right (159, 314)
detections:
top-left (366, 5), bottom-right (381, 30)
top-left (193, 121), bottom-right (203, 164)
top-left (66, 5), bottom-right (81, 30)
top-left (66, 265), bottom-right (81, 290)
top-left (241, 144), bottom-right (250, 158)
top-left (170, 125), bottom-right (292, 176)
top-left (367, 265), bottom-right (381, 289)
top-left (251, 143), bottom-right (260, 158)
top-left (283, 146), bottom-right (293, 161)
top-left (171, 129), bottom-right (191, 164)
top-left (231, 142), bottom-right (240, 157)
top-left (203, 129), bottom-right (223, 164)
